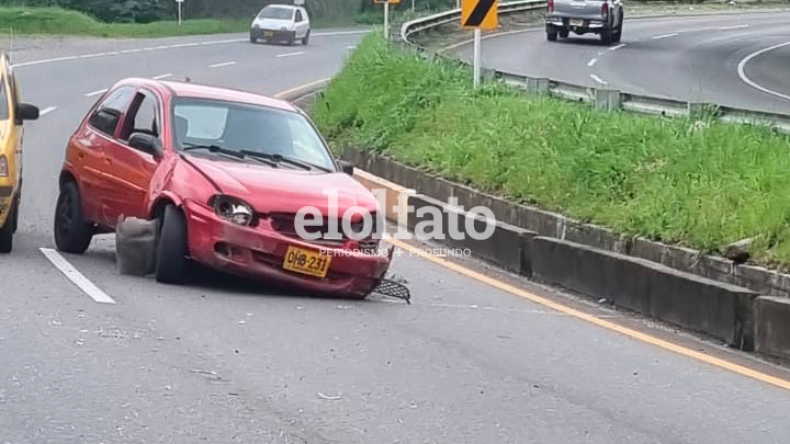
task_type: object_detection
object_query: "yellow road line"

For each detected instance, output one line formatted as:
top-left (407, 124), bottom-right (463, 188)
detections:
top-left (386, 237), bottom-right (790, 391)
top-left (273, 77), bottom-right (332, 100)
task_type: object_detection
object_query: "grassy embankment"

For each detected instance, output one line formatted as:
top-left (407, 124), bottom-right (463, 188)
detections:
top-left (312, 34), bottom-right (790, 268)
top-left (0, 6), bottom-right (361, 38)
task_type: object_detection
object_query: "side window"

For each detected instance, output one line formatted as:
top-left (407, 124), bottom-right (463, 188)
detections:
top-left (0, 76), bottom-right (8, 121)
top-left (120, 90), bottom-right (160, 142)
top-left (295, 10), bottom-right (304, 22)
top-left (88, 86), bottom-right (135, 137)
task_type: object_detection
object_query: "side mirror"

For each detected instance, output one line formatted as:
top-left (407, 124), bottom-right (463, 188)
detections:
top-left (15, 103), bottom-right (39, 124)
top-left (338, 160), bottom-right (354, 176)
top-left (128, 132), bottom-right (163, 159)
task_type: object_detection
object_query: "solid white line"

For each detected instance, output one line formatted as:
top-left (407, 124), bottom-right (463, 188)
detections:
top-left (39, 106), bottom-right (57, 116)
top-left (152, 73), bottom-right (173, 80)
top-left (40, 248), bottom-right (116, 304)
top-left (587, 58), bottom-right (598, 68)
top-left (737, 40), bottom-right (790, 101)
top-left (590, 74), bottom-right (608, 86)
top-left (652, 33), bottom-right (679, 40)
top-left (276, 51), bottom-right (305, 58)
top-left (719, 24), bottom-right (749, 31)
top-left (609, 43), bottom-right (627, 51)
top-left (84, 88), bottom-right (108, 97)
top-left (209, 61), bottom-right (237, 68)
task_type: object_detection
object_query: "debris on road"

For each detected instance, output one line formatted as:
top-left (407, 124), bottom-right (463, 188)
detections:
top-left (115, 216), bottom-right (158, 276)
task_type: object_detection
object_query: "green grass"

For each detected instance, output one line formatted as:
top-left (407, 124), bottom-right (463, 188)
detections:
top-left (0, 7), bottom-right (250, 37)
top-left (313, 34), bottom-right (790, 269)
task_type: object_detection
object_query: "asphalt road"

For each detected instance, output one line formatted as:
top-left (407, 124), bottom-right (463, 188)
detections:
top-left (454, 12), bottom-right (790, 114)
top-left (2, 26), bottom-right (790, 443)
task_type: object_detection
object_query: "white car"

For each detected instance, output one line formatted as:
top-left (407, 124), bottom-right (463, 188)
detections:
top-left (250, 4), bottom-right (311, 45)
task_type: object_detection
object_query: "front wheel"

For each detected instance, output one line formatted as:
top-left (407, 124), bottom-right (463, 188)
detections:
top-left (250, 33), bottom-right (257, 44)
top-left (54, 182), bottom-right (93, 254)
top-left (302, 30), bottom-right (310, 45)
top-left (0, 200), bottom-right (15, 253)
top-left (155, 205), bottom-right (189, 284)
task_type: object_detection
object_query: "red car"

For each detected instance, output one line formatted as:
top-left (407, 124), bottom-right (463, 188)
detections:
top-left (55, 78), bottom-right (393, 298)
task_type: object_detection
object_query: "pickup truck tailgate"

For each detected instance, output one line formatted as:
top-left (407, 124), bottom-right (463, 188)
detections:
top-left (553, 0), bottom-right (605, 20)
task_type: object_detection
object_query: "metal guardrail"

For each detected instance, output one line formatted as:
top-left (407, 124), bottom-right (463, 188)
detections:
top-left (399, 3), bottom-right (790, 134)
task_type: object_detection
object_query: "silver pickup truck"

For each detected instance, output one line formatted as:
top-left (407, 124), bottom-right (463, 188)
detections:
top-left (545, 0), bottom-right (624, 45)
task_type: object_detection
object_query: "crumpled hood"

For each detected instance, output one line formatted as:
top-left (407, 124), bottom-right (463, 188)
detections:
top-left (185, 157), bottom-right (379, 216)
top-left (253, 18), bottom-right (292, 30)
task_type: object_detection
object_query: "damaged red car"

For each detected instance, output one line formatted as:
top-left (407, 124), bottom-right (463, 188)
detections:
top-left (54, 78), bottom-right (393, 298)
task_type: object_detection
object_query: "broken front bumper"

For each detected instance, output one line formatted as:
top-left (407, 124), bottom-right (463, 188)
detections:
top-left (183, 200), bottom-right (394, 297)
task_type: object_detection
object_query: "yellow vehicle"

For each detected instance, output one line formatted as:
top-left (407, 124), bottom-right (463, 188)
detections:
top-left (0, 52), bottom-right (39, 252)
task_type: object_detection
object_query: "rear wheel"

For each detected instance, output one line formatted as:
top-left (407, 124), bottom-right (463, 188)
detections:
top-left (600, 29), bottom-right (613, 45)
top-left (54, 182), bottom-right (93, 254)
top-left (547, 29), bottom-right (558, 42)
top-left (155, 205), bottom-right (189, 284)
top-left (612, 12), bottom-right (623, 43)
top-left (0, 200), bottom-right (15, 253)
top-left (302, 30), bottom-right (310, 45)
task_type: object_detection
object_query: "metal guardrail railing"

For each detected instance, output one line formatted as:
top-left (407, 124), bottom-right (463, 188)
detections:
top-left (399, 3), bottom-right (790, 134)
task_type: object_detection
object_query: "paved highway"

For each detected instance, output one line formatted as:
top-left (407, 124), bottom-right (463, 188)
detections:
top-left (454, 12), bottom-right (790, 114)
top-left (3, 27), bottom-right (790, 443)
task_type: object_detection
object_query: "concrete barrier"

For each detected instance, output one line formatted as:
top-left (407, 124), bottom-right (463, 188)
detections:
top-left (531, 236), bottom-right (758, 349)
top-left (755, 296), bottom-right (790, 360)
top-left (409, 194), bottom-right (536, 276)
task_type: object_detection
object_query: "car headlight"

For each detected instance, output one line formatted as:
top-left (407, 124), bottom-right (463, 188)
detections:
top-left (210, 195), bottom-right (255, 226)
top-left (0, 155), bottom-right (8, 178)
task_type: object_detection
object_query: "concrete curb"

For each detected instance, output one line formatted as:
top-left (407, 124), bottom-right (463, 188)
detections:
top-left (337, 148), bottom-right (790, 357)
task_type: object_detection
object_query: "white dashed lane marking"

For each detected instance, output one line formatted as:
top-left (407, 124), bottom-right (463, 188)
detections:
top-left (587, 58), bottom-right (598, 68)
top-left (276, 51), bottom-right (305, 58)
top-left (209, 61), bottom-right (237, 68)
top-left (39, 106), bottom-right (57, 116)
top-left (590, 74), bottom-right (608, 86)
top-left (40, 248), bottom-right (116, 305)
top-left (652, 33), bottom-right (679, 40)
top-left (84, 88), bottom-right (108, 97)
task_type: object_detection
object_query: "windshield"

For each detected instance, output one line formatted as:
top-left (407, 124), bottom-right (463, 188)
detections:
top-left (172, 98), bottom-right (335, 171)
top-left (258, 6), bottom-right (293, 20)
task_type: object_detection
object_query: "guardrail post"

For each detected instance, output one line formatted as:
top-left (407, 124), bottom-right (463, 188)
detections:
top-left (526, 77), bottom-right (550, 95)
top-left (594, 89), bottom-right (622, 112)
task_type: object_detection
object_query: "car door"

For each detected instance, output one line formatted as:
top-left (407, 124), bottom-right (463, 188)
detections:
top-left (295, 8), bottom-right (309, 38)
top-left (101, 88), bottom-right (161, 222)
top-left (0, 59), bottom-right (14, 216)
top-left (75, 86), bottom-right (136, 226)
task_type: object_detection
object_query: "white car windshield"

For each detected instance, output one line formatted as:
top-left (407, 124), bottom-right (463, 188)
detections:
top-left (173, 98), bottom-right (335, 171)
top-left (258, 6), bottom-right (293, 20)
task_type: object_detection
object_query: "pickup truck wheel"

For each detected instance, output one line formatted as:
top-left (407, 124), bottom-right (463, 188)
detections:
top-left (600, 29), bottom-right (613, 45)
top-left (54, 182), bottom-right (93, 254)
top-left (612, 13), bottom-right (623, 43)
top-left (155, 205), bottom-right (189, 284)
top-left (0, 200), bottom-right (15, 253)
top-left (559, 29), bottom-right (569, 39)
top-left (547, 30), bottom-right (558, 42)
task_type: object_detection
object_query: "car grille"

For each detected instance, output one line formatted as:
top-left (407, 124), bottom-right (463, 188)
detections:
top-left (269, 212), bottom-right (379, 249)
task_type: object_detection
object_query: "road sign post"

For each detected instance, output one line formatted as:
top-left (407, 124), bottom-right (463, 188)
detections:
top-left (462, 0), bottom-right (497, 89)
top-left (176, 0), bottom-right (184, 26)
top-left (375, 0), bottom-right (400, 40)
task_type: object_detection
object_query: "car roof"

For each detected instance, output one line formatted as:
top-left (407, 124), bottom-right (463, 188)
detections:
top-left (115, 78), bottom-right (298, 113)
top-left (262, 4), bottom-right (299, 10)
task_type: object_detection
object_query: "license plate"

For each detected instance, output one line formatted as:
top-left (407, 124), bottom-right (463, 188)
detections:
top-left (570, 19), bottom-right (584, 26)
top-left (283, 246), bottom-right (332, 278)
top-left (263, 31), bottom-right (273, 36)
